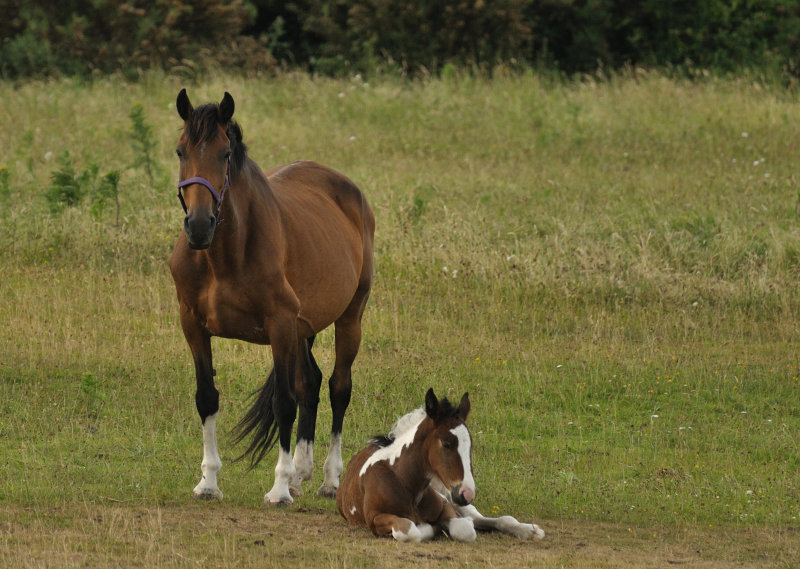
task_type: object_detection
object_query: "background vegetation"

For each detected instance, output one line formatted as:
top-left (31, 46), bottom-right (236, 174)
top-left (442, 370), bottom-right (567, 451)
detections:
top-left (2, 0), bottom-right (800, 78)
top-left (0, 71), bottom-right (798, 566)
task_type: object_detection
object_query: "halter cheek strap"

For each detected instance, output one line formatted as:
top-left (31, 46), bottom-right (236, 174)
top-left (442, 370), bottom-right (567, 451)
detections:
top-left (177, 159), bottom-right (231, 224)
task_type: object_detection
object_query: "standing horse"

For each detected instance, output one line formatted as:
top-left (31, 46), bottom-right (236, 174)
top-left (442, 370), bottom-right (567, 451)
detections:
top-left (169, 89), bottom-right (374, 506)
top-left (337, 389), bottom-right (545, 542)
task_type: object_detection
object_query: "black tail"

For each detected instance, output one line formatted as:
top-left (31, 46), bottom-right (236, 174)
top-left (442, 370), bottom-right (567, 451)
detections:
top-left (231, 369), bottom-right (278, 470)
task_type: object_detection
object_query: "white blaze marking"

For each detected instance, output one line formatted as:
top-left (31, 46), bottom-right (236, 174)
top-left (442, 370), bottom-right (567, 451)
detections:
top-left (350, 506), bottom-right (357, 515)
top-left (450, 424), bottom-right (475, 495)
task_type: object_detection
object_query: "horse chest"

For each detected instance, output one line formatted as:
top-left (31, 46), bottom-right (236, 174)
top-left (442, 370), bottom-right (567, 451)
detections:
top-left (195, 284), bottom-right (269, 343)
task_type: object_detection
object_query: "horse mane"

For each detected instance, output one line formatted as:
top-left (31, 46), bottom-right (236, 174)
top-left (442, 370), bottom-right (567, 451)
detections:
top-left (368, 407), bottom-right (426, 448)
top-left (185, 103), bottom-right (248, 175)
top-left (366, 397), bottom-right (461, 448)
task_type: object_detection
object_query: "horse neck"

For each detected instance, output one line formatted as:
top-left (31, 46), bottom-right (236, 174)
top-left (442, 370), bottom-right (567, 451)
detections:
top-left (206, 158), bottom-right (280, 268)
top-left (391, 422), bottom-right (438, 495)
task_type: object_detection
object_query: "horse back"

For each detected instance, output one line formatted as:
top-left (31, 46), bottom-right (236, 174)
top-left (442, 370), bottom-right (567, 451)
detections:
top-left (265, 160), bottom-right (375, 332)
top-left (266, 160), bottom-right (374, 241)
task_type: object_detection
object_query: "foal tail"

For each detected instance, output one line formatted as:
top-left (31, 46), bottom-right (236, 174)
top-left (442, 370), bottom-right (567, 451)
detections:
top-left (231, 369), bottom-right (278, 470)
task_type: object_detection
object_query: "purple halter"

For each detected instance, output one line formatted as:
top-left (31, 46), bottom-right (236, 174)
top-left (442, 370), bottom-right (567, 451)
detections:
top-left (177, 159), bottom-right (231, 224)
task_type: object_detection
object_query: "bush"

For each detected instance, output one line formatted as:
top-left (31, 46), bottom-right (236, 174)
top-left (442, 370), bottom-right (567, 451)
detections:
top-left (0, 0), bottom-right (275, 79)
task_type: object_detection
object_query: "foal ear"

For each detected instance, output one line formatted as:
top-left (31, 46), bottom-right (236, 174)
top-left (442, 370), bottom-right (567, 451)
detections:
top-left (176, 88), bottom-right (193, 121)
top-left (457, 392), bottom-right (470, 421)
top-left (219, 91), bottom-right (235, 124)
top-left (424, 388), bottom-right (438, 419)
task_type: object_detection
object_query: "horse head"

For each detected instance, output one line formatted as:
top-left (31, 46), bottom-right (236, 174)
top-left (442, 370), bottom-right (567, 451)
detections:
top-left (423, 388), bottom-right (476, 507)
top-left (175, 88), bottom-right (235, 250)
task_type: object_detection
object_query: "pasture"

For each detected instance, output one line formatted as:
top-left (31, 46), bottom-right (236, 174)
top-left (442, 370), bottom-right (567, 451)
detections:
top-left (0, 70), bottom-right (798, 567)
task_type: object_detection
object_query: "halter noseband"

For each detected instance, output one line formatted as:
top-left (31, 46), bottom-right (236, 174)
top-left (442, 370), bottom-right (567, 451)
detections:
top-left (177, 159), bottom-right (231, 224)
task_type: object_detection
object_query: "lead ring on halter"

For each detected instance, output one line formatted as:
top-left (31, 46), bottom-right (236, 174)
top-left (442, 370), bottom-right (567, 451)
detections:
top-left (177, 159), bottom-right (231, 224)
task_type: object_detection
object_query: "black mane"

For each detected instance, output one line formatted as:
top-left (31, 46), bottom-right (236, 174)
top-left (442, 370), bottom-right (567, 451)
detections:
top-left (367, 434), bottom-right (395, 448)
top-left (185, 103), bottom-right (248, 175)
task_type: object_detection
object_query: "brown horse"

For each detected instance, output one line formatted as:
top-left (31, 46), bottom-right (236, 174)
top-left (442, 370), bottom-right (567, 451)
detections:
top-left (337, 388), bottom-right (478, 542)
top-left (337, 388), bottom-right (545, 542)
top-left (169, 89), bottom-right (374, 506)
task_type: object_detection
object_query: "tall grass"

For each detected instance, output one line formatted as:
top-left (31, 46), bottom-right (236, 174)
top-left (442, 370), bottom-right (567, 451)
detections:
top-left (0, 70), bottom-right (798, 532)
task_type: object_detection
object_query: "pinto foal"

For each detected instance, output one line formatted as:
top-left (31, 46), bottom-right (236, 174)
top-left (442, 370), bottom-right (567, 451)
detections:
top-left (336, 389), bottom-right (544, 542)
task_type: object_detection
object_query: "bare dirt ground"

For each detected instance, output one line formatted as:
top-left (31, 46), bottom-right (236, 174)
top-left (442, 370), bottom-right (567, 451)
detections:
top-left (1, 504), bottom-right (796, 568)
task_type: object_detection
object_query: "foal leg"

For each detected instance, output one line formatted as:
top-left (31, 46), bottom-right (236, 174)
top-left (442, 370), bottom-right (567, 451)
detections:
top-left (291, 336), bottom-right (323, 496)
top-left (418, 487), bottom-right (476, 543)
top-left (182, 316), bottom-right (223, 500)
top-left (319, 292), bottom-right (369, 498)
top-left (371, 514), bottom-right (436, 543)
top-left (455, 504), bottom-right (545, 540)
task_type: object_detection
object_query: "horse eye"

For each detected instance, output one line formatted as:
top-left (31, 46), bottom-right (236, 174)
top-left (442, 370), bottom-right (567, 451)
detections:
top-left (442, 439), bottom-right (455, 450)
top-left (176, 148), bottom-right (183, 159)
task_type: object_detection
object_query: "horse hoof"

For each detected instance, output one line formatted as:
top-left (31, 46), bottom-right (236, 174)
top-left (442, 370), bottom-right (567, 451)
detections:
top-left (289, 485), bottom-right (304, 497)
top-left (317, 485), bottom-right (338, 499)
top-left (193, 489), bottom-right (223, 501)
top-left (265, 495), bottom-right (293, 507)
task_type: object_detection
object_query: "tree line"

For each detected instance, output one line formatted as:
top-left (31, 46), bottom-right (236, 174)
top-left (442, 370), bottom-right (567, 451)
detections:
top-left (2, 0), bottom-right (799, 78)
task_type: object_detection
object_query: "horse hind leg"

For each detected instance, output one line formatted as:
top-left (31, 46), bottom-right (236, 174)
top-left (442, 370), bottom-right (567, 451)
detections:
top-left (318, 291), bottom-right (368, 498)
top-left (291, 335), bottom-right (323, 496)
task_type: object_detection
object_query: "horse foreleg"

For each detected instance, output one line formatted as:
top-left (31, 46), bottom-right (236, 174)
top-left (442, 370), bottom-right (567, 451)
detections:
top-left (371, 514), bottom-right (436, 543)
top-left (183, 317), bottom-right (223, 500)
top-left (418, 487), bottom-right (476, 543)
top-left (264, 314), bottom-right (299, 507)
top-left (454, 504), bottom-right (545, 540)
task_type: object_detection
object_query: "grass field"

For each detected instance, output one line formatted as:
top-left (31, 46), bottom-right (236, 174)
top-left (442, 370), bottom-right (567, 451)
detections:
top-left (0, 70), bottom-right (799, 567)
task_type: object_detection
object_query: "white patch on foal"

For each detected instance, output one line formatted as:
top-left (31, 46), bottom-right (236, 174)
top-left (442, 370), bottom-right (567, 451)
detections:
top-left (360, 408), bottom-right (426, 477)
top-left (392, 522), bottom-right (435, 543)
top-left (193, 413), bottom-right (223, 499)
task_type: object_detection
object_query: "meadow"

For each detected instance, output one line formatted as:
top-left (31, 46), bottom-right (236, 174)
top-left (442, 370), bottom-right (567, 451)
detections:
top-left (0, 70), bottom-right (798, 567)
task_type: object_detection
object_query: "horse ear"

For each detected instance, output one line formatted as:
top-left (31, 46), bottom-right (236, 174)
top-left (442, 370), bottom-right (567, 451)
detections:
top-left (424, 388), bottom-right (438, 419)
top-left (457, 393), bottom-right (470, 421)
top-left (176, 88), bottom-right (193, 121)
top-left (219, 91), bottom-right (235, 124)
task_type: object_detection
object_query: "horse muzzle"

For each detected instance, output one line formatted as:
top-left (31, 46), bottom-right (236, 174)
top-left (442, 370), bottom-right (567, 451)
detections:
top-left (450, 484), bottom-right (475, 506)
top-left (184, 212), bottom-right (217, 250)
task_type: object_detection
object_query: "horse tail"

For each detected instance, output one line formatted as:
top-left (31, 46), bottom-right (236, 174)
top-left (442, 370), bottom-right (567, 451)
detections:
top-left (232, 368), bottom-right (279, 470)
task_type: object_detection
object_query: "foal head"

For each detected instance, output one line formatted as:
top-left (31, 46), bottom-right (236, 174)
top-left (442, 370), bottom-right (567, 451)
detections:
top-left (175, 88), bottom-right (245, 249)
top-left (423, 388), bottom-right (475, 506)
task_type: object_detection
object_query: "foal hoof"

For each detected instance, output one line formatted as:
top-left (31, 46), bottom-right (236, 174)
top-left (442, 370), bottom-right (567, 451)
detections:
top-left (317, 484), bottom-right (338, 499)
top-left (192, 488), bottom-right (223, 501)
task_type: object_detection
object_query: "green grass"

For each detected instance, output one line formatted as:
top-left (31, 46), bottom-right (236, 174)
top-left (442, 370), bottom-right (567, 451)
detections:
top-left (0, 70), bottom-right (799, 549)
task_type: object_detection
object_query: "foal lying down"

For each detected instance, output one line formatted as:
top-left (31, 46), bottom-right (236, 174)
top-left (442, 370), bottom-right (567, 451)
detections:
top-left (336, 389), bottom-right (545, 542)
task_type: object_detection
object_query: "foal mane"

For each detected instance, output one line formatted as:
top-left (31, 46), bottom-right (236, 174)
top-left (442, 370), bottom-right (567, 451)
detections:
top-left (184, 103), bottom-right (248, 175)
top-left (368, 397), bottom-right (461, 449)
